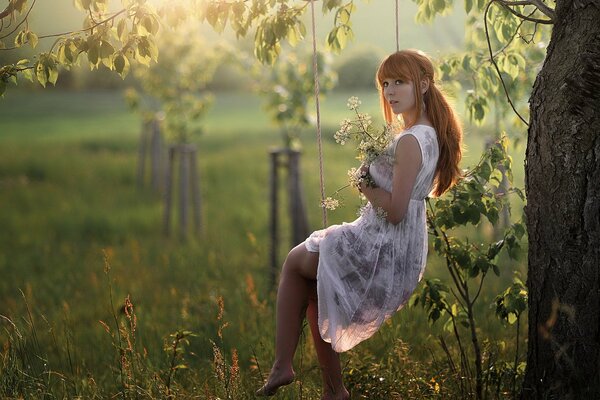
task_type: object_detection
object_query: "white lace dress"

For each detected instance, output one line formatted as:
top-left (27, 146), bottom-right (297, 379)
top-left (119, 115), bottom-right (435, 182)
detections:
top-left (304, 124), bottom-right (439, 352)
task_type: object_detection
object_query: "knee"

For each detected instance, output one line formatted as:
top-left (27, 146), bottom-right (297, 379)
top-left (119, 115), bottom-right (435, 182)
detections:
top-left (282, 243), bottom-right (318, 280)
top-left (282, 246), bottom-right (302, 275)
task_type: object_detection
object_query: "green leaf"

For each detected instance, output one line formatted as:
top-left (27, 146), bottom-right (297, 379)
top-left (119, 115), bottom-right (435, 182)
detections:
top-left (117, 19), bottom-right (128, 42)
top-left (0, 80), bottom-right (6, 97)
top-left (74, 0), bottom-right (91, 11)
top-left (113, 54), bottom-right (130, 78)
top-left (465, 0), bottom-right (473, 13)
top-left (326, 27), bottom-right (340, 52)
top-left (478, 160), bottom-right (491, 180)
top-left (27, 31), bottom-right (38, 49)
top-left (462, 54), bottom-right (472, 72)
top-left (430, 307), bottom-right (441, 323)
top-left (22, 68), bottom-right (34, 82)
top-left (14, 30), bottom-right (26, 47)
top-left (490, 169), bottom-right (503, 188)
top-left (47, 57), bottom-right (59, 85)
top-left (433, 0), bottom-right (446, 13)
top-left (487, 240), bottom-right (504, 259)
top-left (88, 43), bottom-right (99, 66)
top-left (142, 15), bottom-right (158, 35)
top-left (492, 264), bottom-right (500, 276)
top-left (35, 61), bottom-right (48, 87)
top-left (467, 204), bottom-right (481, 225)
top-left (100, 41), bottom-right (114, 58)
top-left (513, 222), bottom-right (525, 239)
top-left (57, 43), bottom-right (68, 64)
top-left (487, 206), bottom-right (499, 225)
top-left (336, 26), bottom-right (349, 49)
top-left (6, 72), bottom-right (16, 85)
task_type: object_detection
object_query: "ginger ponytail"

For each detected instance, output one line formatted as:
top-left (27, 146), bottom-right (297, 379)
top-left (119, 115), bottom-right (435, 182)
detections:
top-left (425, 84), bottom-right (463, 196)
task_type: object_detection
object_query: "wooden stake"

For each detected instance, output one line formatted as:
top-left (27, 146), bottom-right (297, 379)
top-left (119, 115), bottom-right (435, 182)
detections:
top-left (163, 145), bottom-right (175, 237)
top-left (269, 150), bottom-right (280, 288)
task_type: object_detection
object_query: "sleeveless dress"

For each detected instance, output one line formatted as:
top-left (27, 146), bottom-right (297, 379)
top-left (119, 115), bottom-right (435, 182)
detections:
top-left (304, 124), bottom-right (439, 352)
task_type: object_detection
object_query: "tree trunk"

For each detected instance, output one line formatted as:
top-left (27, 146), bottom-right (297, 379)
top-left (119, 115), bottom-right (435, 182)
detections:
top-left (522, 1), bottom-right (600, 398)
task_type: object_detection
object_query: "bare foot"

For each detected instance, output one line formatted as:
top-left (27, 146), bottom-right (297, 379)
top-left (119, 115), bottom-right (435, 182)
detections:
top-left (255, 366), bottom-right (295, 397)
top-left (321, 388), bottom-right (350, 400)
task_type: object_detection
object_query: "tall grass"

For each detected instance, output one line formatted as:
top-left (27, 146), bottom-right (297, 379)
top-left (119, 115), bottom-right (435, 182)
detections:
top-left (0, 89), bottom-right (527, 398)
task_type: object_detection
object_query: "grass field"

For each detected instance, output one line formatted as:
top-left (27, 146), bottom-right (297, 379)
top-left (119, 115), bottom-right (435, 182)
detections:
top-left (0, 87), bottom-right (527, 398)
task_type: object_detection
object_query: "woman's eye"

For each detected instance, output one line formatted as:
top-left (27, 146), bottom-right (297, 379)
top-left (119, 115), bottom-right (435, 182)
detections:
top-left (395, 79), bottom-right (403, 85)
top-left (382, 82), bottom-right (389, 87)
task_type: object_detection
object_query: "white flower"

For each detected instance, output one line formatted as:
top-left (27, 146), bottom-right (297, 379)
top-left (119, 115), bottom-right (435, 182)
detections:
top-left (347, 167), bottom-right (361, 189)
top-left (333, 118), bottom-right (352, 144)
top-left (375, 207), bottom-right (388, 220)
top-left (321, 197), bottom-right (340, 210)
top-left (347, 96), bottom-right (361, 110)
top-left (357, 112), bottom-right (372, 128)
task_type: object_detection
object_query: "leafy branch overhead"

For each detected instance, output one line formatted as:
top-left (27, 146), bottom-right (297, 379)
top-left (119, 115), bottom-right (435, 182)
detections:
top-left (198, 0), bottom-right (554, 127)
top-left (199, 0), bottom-right (357, 64)
top-left (0, 0), bottom-right (160, 95)
top-left (1, 0), bottom-right (556, 130)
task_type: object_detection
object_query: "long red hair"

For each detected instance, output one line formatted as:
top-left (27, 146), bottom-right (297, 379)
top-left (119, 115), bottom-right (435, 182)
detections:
top-left (376, 49), bottom-right (462, 197)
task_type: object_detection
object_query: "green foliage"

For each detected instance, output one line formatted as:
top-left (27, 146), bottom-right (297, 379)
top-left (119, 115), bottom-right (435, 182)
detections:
top-left (326, 2), bottom-right (356, 53)
top-left (199, 0), bottom-right (356, 65)
top-left (414, 0), bottom-right (455, 24)
top-left (494, 272), bottom-right (527, 325)
top-left (258, 49), bottom-right (337, 148)
top-left (126, 22), bottom-right (221, 144)
top-left (431, 6), bottom-right (551, 129)
top-left (335, 48), bottom-right (383, 89)
top-left (410, 136), bottom-right (527, 399)
top-left (0, 0), bottom-right (161, 96)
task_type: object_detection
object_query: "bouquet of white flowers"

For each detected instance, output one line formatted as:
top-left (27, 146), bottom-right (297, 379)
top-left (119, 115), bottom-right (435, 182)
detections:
top-left (321, 96), bottom-right (399, 212)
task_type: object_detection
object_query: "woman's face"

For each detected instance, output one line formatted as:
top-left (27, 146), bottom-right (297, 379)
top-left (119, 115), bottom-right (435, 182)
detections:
top-left (381, 77), bottom-right (416, 115)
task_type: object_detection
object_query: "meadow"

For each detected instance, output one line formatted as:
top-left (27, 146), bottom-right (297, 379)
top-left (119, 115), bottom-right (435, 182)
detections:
top-left (0, 87), bottom-right (527, 399)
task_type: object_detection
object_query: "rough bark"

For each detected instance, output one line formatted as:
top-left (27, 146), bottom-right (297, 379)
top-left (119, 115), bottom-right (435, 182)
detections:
top-left (522, 0), bottom-right (600, 398)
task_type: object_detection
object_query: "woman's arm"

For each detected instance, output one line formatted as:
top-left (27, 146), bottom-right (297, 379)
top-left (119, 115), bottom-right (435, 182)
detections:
top-left (360, 134), bottom-right (422, 225)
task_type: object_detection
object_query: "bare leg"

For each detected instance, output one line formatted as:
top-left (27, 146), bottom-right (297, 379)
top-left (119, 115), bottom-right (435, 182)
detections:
top-left (306, 282), bottom-right (349, 400)
top-left (256, 243), bottom-right (319, 396)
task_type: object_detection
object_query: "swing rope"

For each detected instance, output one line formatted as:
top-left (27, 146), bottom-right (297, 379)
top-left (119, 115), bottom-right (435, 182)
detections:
top-left (309, 0), bottom-right (328, 228)
top-left (308, 0), bottom-right (399, 228)
top-left (395, 0), bottom-right (400, 51)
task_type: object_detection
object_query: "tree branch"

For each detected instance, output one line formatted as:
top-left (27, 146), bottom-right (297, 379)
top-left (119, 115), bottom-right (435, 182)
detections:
top-left (0, 4), bottom-right (12, 21)
top-left (0, 9), bottom-right (129, 51)
top-left (0, 0), bottom-right (36, 41)
top-left (484, 0), bottom-right (530, 126)
top-left (493, 13), bottom-right (528, 58)
top-left (496, 0), bottom-right (554, 24)
top-left (500, 0), bottom-right (555, 21)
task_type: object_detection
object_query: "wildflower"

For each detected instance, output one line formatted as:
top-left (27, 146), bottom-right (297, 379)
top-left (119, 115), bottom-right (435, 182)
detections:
top-left (357, 112), bottom-right (372, 128)
top-left (334, 118), bottom-right (352, 145)
top-left (327, 97), bottom-right (395, 213)
top-left (347, 96), bottom-right (361, 110)
top-left (211, 340), bottom-right (226, 382)
top-left (347, 167), bottom-right (361, 189)
top-left (357, 203), bottom-right (371, 217)
top-left (321, 197), bottom-right (340, 210)
top-left (375, 207), bottom-right (388, 220)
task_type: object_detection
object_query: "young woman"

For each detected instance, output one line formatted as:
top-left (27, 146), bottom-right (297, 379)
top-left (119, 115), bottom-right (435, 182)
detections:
top-left (257, 49), bottom-right (463, 399)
